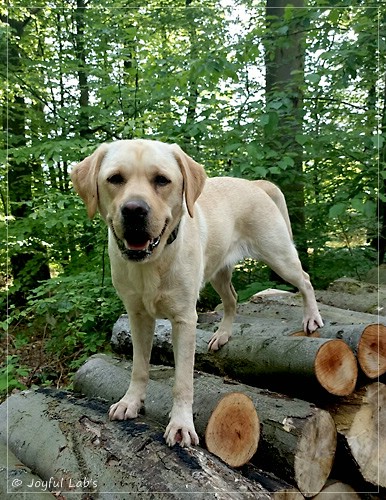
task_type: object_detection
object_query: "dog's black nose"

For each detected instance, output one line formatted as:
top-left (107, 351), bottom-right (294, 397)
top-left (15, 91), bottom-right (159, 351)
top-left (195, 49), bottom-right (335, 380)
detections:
top-left (121, 200), bottom-right (150, 225)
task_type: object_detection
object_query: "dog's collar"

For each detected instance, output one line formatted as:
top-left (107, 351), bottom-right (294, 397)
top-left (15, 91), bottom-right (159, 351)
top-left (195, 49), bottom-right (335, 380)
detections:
top-left (166, 222), bottom-right (180, 245)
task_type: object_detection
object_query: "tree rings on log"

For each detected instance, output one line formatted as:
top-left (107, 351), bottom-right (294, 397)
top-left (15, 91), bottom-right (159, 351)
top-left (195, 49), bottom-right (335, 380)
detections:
top-left (357, 323), bottom-right (386, 378)
top-left (205, 392), bottom-right (260, 468)
top-left (314, 339), bottom-right (357, 396)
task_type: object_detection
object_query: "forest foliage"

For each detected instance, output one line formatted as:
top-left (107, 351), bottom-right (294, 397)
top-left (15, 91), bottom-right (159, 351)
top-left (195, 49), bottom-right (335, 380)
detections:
top-left (1, 0), bottom-right (385, 393)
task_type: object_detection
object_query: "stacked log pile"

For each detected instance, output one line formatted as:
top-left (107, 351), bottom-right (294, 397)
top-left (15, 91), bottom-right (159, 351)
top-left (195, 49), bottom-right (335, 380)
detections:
top-left (1, 290), bottom-right (385, 498)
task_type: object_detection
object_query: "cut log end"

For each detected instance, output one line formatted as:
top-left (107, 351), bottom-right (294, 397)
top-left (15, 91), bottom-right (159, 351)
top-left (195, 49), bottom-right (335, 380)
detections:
top-left (312, 479), bottom-right (360, 499)
top-left (315, 339), bottom-right (357, 396)
top-left (357, 323), bottom-right (386, 378)
top-left (295, 410), bottom-right (337, 497)
top-left (205, 392), bottom-right (260, 468)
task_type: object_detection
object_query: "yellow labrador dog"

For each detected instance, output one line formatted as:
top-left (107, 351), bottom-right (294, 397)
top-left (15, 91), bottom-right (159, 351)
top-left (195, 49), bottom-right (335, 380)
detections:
top-left (71, 139), bottom-right (323, 447)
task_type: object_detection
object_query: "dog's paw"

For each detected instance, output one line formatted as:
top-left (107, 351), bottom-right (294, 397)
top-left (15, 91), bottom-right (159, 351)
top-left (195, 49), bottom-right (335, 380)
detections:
top-left (164, 418), bottom-right (199, 447)
top-left (109, 399), bottom-right (142, 421)
top-left (164, 409), bottom-right (199, 447)
top-left (208, 329), bottom-right (231, 351)
top-left (303, 313), bottom-right (324, 334)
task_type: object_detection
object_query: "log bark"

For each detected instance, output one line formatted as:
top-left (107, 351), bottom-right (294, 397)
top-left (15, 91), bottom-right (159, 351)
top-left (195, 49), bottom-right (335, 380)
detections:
top-left (199, 319), bottom-right (385, 380)
top-left (0, 389), bottom-right (274, 499)
top-left (198, 314), bottom-right (385, 379)
top-left (244, 291), bottom-right (384, 324)
top-left (74, 354), bottom-right (337, 496)
top-left (72, 355), bottom-right (260, 468)
top-left (0, 441), bottom-right (55, 498)
top-left (322, 382), bottom-right (386, 489)
top-left (112, 316), bottom-right (357, 397)
top-left (241, 465), bottom-right (304, 500)
top-left (315, 277), bottom-right (385, 317)
top-left (290, 323), bottom-right (386, 379)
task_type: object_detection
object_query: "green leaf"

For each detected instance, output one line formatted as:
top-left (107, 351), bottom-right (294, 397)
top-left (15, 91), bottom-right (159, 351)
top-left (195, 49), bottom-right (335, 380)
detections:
top-left (306, 73), bottom-right (321, 84)
top-left (329, 203), bottom-right (347, 218)
top-left (295, 134), bottom-right (308, 145)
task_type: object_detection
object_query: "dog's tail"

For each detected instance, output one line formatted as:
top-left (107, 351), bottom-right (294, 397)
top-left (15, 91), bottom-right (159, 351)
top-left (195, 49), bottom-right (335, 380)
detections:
top-left (254, 180), bottom-right (293, 240)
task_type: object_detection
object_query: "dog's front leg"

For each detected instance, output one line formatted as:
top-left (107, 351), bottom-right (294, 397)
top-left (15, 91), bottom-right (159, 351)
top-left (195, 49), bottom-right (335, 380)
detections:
top-left (109, 312), bottom-right (155, 420)
top-left (164, 315), bottom-right (199, 447)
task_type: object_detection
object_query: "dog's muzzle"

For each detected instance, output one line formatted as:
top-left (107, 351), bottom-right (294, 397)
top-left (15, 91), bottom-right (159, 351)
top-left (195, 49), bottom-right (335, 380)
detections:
top-left (110, 222), bottom-right (166, 262)
top-left (109, 220), bottom-right (181, 262)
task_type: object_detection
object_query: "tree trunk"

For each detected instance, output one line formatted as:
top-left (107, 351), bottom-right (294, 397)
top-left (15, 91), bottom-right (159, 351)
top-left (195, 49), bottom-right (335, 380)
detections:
top-left (4, 12), bottom-right (50, 305)
top-left (265, 0), bottom-right (307, 262)
top-left (371, 70), bottom-right (386, 263)
top-left (236, 291), bottom-right (386, 378)
top-left (75, 0), bottom-right (90, 138)
top-left (241, 466), bottom-right (304, 500)
top-left (74, 354), bottom-right (337, 496)
top-left (0, 388), bottom-right (275, 499)
top-left (111, 316), bottom-right (357, 397)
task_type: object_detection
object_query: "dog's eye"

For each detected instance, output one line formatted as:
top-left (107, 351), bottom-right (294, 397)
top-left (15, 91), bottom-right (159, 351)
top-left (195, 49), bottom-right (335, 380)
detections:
top-left (107, 173), bottom-right (125, 185)
top-left (154, 175), bottom-right (171, 187)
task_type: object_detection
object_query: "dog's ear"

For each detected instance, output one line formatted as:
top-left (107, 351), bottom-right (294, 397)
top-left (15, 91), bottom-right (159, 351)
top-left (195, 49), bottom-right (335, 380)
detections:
top-left (172, 144), bottom-right (207, 217)
top-left (71, 144), bottom-right (108, 218)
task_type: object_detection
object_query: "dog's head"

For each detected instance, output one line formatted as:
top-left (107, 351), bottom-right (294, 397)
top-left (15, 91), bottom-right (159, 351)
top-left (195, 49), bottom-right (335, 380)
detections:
top-left (71, 139), bottom-right (207, 262)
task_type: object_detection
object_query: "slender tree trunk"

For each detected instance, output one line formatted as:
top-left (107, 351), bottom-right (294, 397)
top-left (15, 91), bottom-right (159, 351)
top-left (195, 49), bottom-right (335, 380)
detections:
top-left (372, 71), bottom-right (386, 263)
top-left (5, 14), bottom-right (50, 305)
top-left (183, 0), bottom-right (200, 147)
top-left (75, 0), bottom-right (90, 139)
top-left (265, 0), bottom-right (307, 264)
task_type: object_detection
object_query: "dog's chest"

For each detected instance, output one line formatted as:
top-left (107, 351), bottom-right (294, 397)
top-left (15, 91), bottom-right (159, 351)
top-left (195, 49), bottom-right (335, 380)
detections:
top-left (112, 264), bottom-right (174, 318)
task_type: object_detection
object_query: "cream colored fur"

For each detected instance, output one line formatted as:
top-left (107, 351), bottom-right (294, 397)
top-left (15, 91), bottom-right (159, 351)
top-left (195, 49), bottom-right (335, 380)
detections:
top-left (71, 139), bottom-right (323, 447)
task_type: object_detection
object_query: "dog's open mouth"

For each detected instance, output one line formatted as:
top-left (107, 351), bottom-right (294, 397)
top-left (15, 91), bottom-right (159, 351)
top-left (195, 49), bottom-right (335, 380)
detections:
top-left (123, 230), bottom-right (159, 252)
top-left (110, 223), bottom-right (166, 261)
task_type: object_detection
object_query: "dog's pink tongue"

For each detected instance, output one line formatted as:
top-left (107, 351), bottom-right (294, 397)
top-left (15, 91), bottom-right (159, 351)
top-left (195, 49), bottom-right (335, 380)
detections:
top-left (125, 240), bottom-right (150, 251)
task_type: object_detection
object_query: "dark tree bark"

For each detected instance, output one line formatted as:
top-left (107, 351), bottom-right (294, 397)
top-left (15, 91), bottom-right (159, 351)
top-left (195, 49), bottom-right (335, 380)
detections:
top-left (264, 0), bottom-right (307, 264)
top-left (4, 11), bottom-right (50, 305)
top-left (371, 71), bottom-right (386, 263)
top-left (74, 0), bottom-right (91, 139)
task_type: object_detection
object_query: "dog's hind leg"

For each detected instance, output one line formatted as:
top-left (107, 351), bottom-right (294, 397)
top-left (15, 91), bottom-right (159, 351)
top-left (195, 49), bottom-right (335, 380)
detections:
top-left (259, 244), bottom-right (323, 334)
top-left (208, 266), bottom-right (237, 351)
